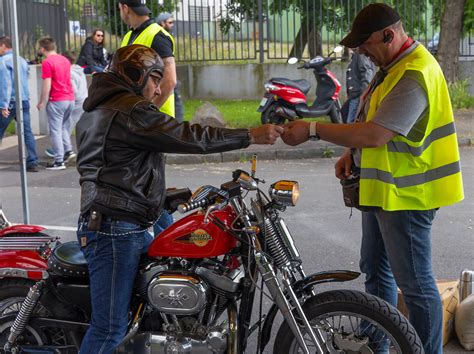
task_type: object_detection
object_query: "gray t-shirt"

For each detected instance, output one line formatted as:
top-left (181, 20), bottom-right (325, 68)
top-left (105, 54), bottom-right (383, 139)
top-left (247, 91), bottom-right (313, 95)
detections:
top-left (353, 42), bottom-right (428, 166)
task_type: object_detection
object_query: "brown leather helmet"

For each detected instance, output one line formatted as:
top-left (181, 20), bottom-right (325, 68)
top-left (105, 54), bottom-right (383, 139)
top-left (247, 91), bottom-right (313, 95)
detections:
top-left (109, 44), bottom-right (164, 93)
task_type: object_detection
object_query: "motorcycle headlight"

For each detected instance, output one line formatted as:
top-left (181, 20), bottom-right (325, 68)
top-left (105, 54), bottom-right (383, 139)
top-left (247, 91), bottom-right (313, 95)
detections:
top-left (269, 180), bottom-right (300, 206)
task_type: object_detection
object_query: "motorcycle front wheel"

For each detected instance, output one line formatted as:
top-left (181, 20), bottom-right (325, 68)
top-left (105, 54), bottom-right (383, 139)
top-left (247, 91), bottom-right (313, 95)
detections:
top-left (274, 289), bottom-right (424, 354)
top-left (261, 103), bottom-right (286, 125)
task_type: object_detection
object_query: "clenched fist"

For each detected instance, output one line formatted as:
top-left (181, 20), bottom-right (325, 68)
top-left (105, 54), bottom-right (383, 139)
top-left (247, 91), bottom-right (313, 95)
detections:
top-left (281, 121), bottom-right (310, 146)
top-left (249, 124), bottom-right (284, 145)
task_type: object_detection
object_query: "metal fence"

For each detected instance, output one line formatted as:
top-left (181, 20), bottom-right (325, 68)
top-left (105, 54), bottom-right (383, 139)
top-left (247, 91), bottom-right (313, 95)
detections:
top-left (1, 0), bottom-right (472, 62)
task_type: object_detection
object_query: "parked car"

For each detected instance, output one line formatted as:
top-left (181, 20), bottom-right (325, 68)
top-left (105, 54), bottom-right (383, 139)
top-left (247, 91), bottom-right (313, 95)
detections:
top-left (428, 32), bottom-right (439, 54)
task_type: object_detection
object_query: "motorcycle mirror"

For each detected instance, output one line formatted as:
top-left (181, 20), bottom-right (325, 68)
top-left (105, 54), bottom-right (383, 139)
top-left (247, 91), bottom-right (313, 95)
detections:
top-left (333, 46), bottom-right (344, 54)
top-left (287, 57), bottom-right (299, 65)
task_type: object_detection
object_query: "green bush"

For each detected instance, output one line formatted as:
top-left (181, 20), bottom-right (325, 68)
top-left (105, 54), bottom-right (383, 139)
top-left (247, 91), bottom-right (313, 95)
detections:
top-left (448, 80), bottom-right (474, 109)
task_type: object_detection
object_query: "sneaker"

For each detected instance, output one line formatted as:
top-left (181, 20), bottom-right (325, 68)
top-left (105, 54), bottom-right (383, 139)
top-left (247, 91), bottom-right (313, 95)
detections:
top-left (45, 161), bottom-right (66, 170)
top-left (64, 151), bottom-right (77, 164)
top-left (45, 148), bottom-right (55, 158)
top-left (26, 165), bottom-right (39, 173)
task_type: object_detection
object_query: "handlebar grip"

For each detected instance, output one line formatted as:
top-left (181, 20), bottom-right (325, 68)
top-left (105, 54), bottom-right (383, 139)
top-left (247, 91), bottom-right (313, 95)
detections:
top-left (178, 199), bottom-right (207, 214)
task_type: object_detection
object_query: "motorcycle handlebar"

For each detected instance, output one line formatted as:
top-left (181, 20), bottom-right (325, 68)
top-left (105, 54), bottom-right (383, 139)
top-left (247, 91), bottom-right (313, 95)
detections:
top-left (178, 199), bottom-right (208, 214)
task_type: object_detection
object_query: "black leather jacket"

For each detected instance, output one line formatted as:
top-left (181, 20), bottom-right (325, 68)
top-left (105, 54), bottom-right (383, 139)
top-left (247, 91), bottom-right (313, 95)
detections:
top-left (76, 73), bottom-right (250, 225)
top-left (346, 53), bottom-right (375, 99)
top-left (76, 37), bottom-right (108, 68)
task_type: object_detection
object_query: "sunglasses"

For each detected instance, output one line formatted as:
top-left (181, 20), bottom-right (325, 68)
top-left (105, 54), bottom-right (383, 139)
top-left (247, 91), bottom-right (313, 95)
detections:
top-left (96, 34), bottom-right (104, 37)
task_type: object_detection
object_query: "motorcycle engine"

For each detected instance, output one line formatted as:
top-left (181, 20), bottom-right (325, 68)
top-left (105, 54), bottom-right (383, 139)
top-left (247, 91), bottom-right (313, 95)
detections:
top-left (147, 274), bottom-right (209, 315)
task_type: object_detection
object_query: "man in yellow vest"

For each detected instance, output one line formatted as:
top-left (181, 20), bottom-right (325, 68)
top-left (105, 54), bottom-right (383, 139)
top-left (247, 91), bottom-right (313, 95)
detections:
top-left (281, 4), bottom-right (463, 353)
top-left (119, 0), bottom-right (176, 118)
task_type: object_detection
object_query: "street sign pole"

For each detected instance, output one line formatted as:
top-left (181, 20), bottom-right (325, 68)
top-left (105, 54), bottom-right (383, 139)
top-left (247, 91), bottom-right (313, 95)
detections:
top-left (9, 0), bottom-right (30, 224)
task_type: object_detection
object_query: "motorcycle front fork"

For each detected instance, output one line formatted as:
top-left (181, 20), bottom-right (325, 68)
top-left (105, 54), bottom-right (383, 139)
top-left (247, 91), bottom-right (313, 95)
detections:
top-left (255, 252), bottom-right (326, 354)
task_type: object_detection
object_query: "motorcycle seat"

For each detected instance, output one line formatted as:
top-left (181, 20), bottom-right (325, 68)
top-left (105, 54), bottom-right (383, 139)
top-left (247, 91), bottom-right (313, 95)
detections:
top-left (48, 241), bottom-right (88, 278)
top-left (270, 78), bottom-right (311, 94)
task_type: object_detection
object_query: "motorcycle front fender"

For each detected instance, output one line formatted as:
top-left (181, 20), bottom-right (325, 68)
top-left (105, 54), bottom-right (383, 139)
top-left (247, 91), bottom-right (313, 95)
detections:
top-left (259, 270), bottom-right (360, 352)
top-left (293, 270), bottom-right (360, 295)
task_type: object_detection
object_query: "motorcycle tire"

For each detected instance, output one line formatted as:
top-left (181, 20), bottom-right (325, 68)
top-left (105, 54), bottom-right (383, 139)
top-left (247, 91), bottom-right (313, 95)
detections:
top-left (0, 278), bottom-right (81, 349)
top-left (328, 103), bottom-right (343, 124)
top-left (261, 103), bottom-right (286, 125)
top-left (274, 289), bottom-right (424, 354)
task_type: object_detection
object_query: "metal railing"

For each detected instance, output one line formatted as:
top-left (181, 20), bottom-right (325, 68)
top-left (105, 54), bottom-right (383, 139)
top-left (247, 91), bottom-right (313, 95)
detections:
top-left (1, 0), bottom-right (472, 62)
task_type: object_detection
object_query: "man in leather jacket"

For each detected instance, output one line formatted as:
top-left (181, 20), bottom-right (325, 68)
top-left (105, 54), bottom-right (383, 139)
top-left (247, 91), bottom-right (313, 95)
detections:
top-left (75, 44), bottom-right (283, 353)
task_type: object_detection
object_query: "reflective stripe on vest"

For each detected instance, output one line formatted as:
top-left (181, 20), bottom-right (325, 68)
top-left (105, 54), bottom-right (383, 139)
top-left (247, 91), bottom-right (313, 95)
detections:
top-left (359, 44), bottom-right (463, 210)
top-left (121, 23), bottom-right (175, 118)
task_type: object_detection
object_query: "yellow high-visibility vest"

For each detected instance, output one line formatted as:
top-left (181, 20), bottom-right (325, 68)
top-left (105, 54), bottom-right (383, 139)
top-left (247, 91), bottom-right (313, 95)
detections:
top-left (360, 44), bottom-right (464, 210)
top-left (121, 23), bottom-right (175, 118)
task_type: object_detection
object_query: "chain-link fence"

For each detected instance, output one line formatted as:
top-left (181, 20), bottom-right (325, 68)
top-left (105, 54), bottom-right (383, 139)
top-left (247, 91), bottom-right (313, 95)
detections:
top-left (1, 0), bottom-right (472, 62)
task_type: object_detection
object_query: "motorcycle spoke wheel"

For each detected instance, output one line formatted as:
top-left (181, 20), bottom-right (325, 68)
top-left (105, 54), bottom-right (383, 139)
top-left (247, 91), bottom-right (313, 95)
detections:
top-left (0, 317), bottom-right (70, 347)
top-left (288, 312), bottom-right (402, 353)
top-left (0, 296), bottom-right (49, 317)
top-left (274, 290), bottom-right (423, 354)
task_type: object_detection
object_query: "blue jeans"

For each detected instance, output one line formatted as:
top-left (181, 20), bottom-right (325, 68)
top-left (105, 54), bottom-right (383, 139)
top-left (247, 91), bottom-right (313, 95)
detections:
top-left (346, 97), bottom-right (360, 123)
top-left (152, 211), bottom-right (173, 237)
top-left (83, 65), bottom-right (105, 74)
top-left (360, 209), bottom-right (442, 354)
top-left (77, 216), bottom-right (153, 354)
top-left (0, 101), bottom-right (38, 167)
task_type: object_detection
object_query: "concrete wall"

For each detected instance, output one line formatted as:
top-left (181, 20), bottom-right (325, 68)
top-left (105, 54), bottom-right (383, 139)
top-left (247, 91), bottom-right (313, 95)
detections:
top-left (178, 60), bottom-right (474, 100)
top-left (459, 60), bottom-right (474, 95)
top-left (177, 61), bottom-right (348, 101)
top-left (29, 60), bottom-right (474, 134)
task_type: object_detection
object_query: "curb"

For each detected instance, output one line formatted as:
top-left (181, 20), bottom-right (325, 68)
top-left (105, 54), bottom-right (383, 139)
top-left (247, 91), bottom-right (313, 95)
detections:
top-left (0, 139), bottom-right (472, 167)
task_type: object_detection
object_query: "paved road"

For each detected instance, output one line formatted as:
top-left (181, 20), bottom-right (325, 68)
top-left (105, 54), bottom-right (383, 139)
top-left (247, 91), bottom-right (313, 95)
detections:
top-left (1, 147), bottom-right (473, 352)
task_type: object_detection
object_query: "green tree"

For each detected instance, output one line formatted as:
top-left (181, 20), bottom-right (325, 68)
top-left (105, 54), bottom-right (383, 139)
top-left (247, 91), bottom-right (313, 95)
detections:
top-left (99, 0), bottom-right (180, 37)
top-left (436, 0), bottom-right (468, 82)
top-left (219, 0), bottom-right (430, 58)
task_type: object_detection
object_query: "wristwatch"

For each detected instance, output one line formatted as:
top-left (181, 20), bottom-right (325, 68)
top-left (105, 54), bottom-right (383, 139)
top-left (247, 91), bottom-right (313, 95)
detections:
top-left (308, 122), bottom-right (320, 141)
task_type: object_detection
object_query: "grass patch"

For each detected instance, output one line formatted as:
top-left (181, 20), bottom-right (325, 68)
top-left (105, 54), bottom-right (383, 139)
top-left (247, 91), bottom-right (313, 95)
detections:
top-left (4, 120), bottom-right (16, 136)
top-left (183, 99), bottom-right (262, 128)
top-left (183, 99), bottom-right (331, 128)
top-left (449, 80), bottom-right (474, 109)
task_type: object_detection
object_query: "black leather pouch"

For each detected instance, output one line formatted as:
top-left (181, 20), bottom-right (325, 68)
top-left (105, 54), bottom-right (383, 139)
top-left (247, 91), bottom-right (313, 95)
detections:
top-left (340, 170), bottom-right (376, 212)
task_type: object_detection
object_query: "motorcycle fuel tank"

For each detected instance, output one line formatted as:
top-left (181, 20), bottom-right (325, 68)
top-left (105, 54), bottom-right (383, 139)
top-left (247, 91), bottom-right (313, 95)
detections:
top-left (148, 206), bottom-right (238, 258)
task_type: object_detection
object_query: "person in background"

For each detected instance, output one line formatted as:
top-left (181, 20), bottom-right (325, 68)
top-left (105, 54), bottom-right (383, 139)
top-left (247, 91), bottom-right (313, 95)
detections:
top-left (119, 0), bottom-right (176, 118)
top-left (0, 35), bottom-right (39, 172)
top-left (45, 51), bottom-right (88, 159)
top-left (37, 37), bottom-right (76, 170)
top-left (76, 45), bottom-right (283, 353)
top-left (156, 11), bottom-right (184, 123)
top-left (281, 4), bottom-right (463, 353)
top-left (345, 48), bottom-right (375, 123)
top-left (76, 28), bottom-right (108, 74)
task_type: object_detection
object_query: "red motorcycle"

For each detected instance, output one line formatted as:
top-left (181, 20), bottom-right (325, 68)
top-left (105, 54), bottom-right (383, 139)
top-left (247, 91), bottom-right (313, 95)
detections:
top-left (0, 161), bottom-right (423, 353)
top-left (258, 46), bottom-right (344, 125)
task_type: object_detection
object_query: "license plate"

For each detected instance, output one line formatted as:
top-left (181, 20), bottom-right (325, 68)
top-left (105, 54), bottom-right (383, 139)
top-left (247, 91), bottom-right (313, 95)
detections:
top-left (259, 97), bottom-right (268, 107)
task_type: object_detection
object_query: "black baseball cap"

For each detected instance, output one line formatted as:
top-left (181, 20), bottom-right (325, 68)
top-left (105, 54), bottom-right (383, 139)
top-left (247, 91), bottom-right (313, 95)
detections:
top-left (119, 0), bottom-right (151, 16)
top-left (340, 3), bottom-right (401, 48)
